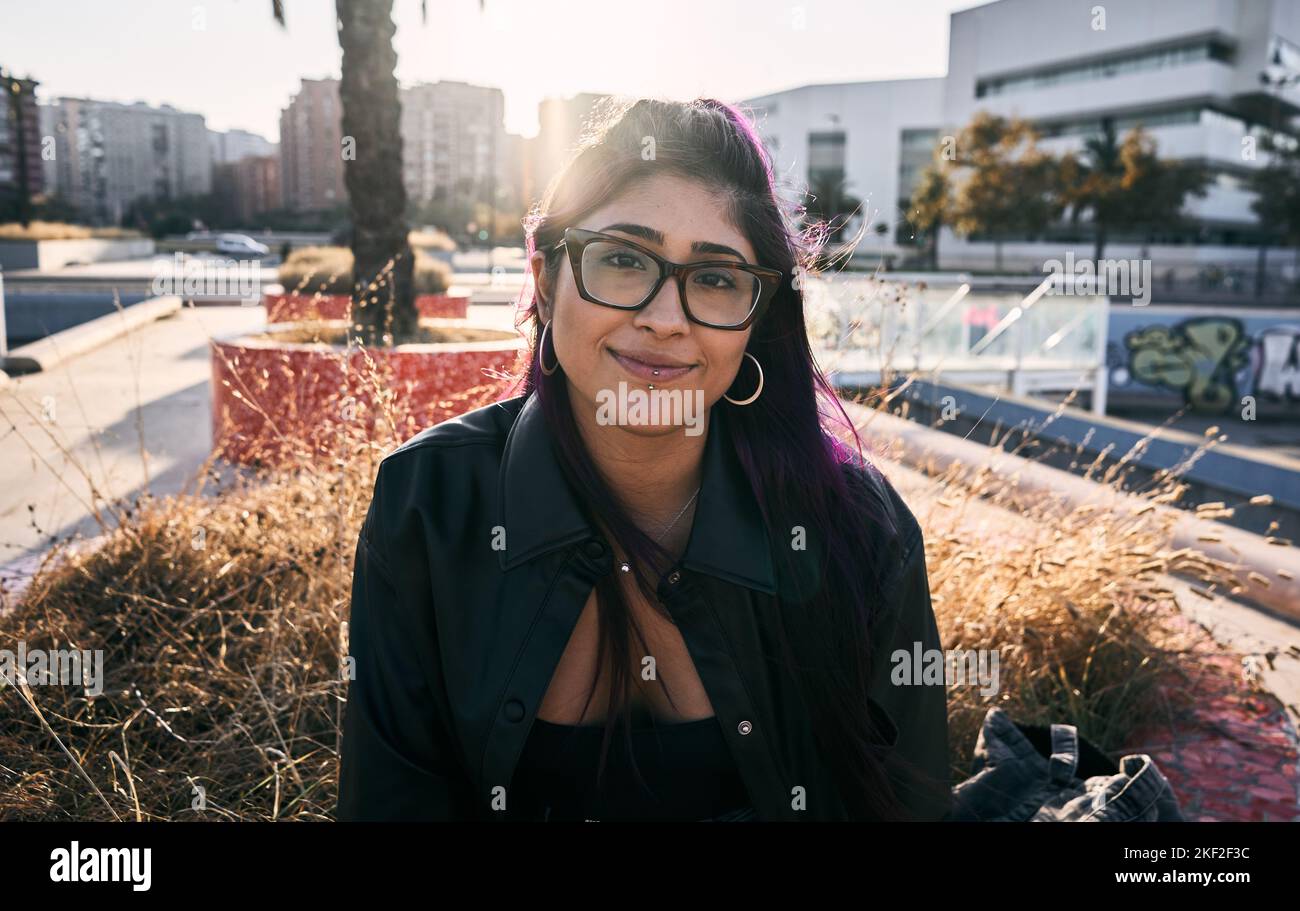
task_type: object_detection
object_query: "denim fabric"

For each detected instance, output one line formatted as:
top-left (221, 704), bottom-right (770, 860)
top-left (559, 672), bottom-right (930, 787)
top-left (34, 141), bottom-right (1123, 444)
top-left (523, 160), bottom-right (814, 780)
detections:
top-left (947, 707), bottom-right (1185, 822)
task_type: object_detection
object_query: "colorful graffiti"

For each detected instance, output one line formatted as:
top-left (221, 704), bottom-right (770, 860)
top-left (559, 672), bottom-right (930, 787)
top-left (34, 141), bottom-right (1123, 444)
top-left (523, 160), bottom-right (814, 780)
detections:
top-left (1124, 317), bottom-right (1250, 413)
top-left (1257, 328), bottom-right (1300, 401)
top-left (1113, 314), bottom-right (1300, 414)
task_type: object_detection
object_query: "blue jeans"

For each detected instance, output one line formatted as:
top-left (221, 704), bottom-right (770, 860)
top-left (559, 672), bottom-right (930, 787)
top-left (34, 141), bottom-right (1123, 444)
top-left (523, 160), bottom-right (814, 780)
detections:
top-left (947, 706), bottom-right (1186, 822)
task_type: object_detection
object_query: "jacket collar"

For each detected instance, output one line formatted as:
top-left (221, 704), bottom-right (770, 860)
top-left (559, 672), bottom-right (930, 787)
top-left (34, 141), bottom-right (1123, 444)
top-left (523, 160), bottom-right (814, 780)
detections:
top-left (497, 392), bottom-right (777, 594)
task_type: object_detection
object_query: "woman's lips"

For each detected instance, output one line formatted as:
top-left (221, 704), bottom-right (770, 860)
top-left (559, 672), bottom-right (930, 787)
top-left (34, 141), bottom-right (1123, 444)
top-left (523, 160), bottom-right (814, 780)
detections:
top-left (608, 348), bottom-right (696, 382)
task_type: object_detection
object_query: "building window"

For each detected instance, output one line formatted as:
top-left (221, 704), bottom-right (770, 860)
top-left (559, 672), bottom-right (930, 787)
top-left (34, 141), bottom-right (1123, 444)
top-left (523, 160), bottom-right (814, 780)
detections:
top-left (976, 39), bottom-right (1234, 98)
top-left (1036, 105), bottom-right (1205, 138)
top-left (807, 130), bottom-right (846, 184)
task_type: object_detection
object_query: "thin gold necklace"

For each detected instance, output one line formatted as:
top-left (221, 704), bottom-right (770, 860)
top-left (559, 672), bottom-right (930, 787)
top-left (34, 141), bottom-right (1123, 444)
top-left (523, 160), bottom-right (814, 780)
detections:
top-left (618, 484), bottom-right (701, 574)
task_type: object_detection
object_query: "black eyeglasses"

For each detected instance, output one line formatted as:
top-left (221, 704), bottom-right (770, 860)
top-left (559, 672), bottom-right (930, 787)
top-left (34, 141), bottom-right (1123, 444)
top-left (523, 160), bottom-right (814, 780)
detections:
top-left (553, 227), bottom-right (782, 330)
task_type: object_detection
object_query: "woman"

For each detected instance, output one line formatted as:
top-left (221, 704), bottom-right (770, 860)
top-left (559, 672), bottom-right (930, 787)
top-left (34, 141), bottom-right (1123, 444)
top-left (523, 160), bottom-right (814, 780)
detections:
top-left (336, 97), bottom-right (951, 822)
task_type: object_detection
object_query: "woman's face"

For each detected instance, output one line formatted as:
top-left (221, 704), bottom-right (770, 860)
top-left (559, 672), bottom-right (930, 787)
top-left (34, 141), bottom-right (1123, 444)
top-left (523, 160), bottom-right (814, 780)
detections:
top-left (530, 172), bottom-right (759, 437)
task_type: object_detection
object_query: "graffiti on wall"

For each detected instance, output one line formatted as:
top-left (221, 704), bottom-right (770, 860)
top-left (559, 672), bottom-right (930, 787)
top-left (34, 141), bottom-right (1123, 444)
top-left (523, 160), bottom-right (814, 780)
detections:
top-left (1124, 318), bottom-right (1250, 412)
top-left (1115, 316), bottom-right (1300, 413)
top-left (1257, 328), bottom-right (1300, 401)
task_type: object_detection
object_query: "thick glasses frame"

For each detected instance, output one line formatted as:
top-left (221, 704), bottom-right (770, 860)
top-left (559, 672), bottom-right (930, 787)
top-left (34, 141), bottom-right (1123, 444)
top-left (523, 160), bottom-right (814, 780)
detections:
top-left (553, 227), bottom-right (783, 330)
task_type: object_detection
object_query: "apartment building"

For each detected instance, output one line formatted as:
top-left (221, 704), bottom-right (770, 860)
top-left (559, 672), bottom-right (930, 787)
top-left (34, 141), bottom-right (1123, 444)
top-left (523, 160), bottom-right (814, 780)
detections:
top-left (278, 78), bottom-right (345, 213)
top-left (41, 97), bottom-right (211, 225)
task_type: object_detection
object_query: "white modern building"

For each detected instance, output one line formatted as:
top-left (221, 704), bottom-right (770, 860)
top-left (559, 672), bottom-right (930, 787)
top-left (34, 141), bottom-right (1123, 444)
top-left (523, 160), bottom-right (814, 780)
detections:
top-left (743, 78), bottom-right (946, 246)
top-left (743, 0), bottom-right (1300, 278)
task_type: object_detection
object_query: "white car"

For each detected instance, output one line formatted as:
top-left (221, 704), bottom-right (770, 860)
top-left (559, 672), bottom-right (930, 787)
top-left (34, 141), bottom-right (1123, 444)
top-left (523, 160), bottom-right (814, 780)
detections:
top-left (214, 233), bottom-right (270, 258)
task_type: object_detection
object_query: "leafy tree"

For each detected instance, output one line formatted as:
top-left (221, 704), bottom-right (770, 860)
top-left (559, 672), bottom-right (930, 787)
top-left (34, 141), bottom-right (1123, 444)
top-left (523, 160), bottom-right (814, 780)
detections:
top-left (1064, 118), bottom-right (1209, 263)
top-left (1249, 132), bottom-right (1300, 292)
top-left (1, 69), bottom-right (36, 227)
top-left (906, 161), bottom-right (951, 269)
top-left (946, 112), bottom-right (1065, 272)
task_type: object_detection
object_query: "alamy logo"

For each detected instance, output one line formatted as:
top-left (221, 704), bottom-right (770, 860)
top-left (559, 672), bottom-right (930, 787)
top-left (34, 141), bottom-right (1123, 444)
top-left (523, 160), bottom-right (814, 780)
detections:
top-left (595, 382), bottom-right (706, 437)
top-left (49, 842), bottom-right (151, 891)
top-left (891, 644), bottom-right (1000, 697)
top-left (1043, 252), bottom-right (1151, 306)
top-left (0, 641), bottom-right (103, 696)
top-left (151, 252), bottom-right (260, 299)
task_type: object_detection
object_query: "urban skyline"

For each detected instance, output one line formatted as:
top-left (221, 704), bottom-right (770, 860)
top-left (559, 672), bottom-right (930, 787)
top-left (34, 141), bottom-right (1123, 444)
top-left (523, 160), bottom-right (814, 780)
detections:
top-left (0, 0), bottom-right (983, 141)
top-left (3, 0), bottom-right (1297, 277)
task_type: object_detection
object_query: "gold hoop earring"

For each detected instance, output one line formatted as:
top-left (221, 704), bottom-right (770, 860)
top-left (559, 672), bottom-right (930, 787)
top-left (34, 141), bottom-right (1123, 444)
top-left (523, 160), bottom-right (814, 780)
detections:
top-left (538, 319), bottom-right (560, 376)
top-left (723, 351), bottom-right (764, 406)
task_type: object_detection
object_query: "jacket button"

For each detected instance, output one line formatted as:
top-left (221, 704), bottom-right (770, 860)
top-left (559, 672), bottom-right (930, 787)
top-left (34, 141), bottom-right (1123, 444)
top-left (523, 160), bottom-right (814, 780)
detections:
top-left (738, 720), bottom-right (753, 735)
top-left (504, 699), bottom-right (525, 722)
top-left (584, 540), bottom-right (606, 559)
top-left (666, 570), bottom-right (681, 585)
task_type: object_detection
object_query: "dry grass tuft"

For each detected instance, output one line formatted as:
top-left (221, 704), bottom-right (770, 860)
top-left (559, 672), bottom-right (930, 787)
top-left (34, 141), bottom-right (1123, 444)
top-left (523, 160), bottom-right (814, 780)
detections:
top-left (277, 245), bottom-right (453, 296)
top-left (0, 328), bottom-right (511, 820)
top-left (0, 221), bottom-right (145, 241)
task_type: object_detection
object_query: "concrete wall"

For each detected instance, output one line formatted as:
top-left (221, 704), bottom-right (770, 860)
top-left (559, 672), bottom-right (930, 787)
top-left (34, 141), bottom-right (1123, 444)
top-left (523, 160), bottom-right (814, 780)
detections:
top-left (3, 292), bottom-right (151, 347)
top-left (895, 377), bottom-right (1300, 539)
top-left (0, 238), bottom-right (156, 272)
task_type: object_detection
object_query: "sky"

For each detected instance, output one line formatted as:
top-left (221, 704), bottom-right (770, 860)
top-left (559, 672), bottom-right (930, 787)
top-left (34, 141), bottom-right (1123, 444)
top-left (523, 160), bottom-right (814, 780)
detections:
top-left (0, 0), bottom-right (989, 140)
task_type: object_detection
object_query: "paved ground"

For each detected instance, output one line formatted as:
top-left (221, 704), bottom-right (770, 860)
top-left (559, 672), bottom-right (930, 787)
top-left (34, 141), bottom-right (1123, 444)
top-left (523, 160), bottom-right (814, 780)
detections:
top-left (0, 305), bottom-right (266, 591)
top-left (0, 292), bottom-right (525, 606)
top-left (1108, 407), bottom-right (1300, 463)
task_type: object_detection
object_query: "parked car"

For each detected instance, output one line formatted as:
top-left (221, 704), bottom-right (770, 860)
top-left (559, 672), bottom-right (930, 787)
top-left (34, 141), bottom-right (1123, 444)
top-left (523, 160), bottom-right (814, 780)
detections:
top-left (215, 234), bottom-right (270, 258)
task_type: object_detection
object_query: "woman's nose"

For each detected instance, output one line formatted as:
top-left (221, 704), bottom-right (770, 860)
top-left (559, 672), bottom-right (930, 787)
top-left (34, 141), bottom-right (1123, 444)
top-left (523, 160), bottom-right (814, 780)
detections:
top-left (633, 276), bottom-right (690, 335)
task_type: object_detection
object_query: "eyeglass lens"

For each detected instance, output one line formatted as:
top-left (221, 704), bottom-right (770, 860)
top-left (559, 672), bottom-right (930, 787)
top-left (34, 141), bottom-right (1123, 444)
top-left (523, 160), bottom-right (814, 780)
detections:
top-left (579, 239), bottom-right (759, 326)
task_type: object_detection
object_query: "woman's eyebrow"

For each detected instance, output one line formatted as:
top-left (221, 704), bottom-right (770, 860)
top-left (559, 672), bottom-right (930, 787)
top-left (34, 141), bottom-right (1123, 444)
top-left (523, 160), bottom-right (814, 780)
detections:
top-left (598, 222), bottom-right (749, 263)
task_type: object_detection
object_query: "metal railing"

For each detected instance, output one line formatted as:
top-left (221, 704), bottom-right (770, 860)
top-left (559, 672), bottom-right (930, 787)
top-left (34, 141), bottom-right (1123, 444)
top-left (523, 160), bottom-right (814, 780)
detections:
top-left (805, 272), bottom-right (1111, 413)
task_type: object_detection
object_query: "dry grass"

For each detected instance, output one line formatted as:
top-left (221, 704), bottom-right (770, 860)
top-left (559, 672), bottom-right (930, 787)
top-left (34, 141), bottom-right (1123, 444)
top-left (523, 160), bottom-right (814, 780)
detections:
top-left (0, 321), bottom-right (511, 820)
top-left (277, 245), bottom-right (453, 296)
top-left (0, 221), bottom-right (145, 241)
top-left (853, 390), bottom-right (1244, 770)
top-left (0, 273), bottom-right (1257, 820)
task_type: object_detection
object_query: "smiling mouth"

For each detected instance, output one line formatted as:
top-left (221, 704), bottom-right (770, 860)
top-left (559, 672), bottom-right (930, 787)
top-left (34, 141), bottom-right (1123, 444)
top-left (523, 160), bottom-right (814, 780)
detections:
top-left (608, 348), bottom-right (697, 382)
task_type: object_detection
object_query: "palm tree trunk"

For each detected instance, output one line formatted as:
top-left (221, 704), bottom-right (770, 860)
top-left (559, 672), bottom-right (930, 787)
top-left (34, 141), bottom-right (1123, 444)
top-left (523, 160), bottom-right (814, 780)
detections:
top-left (337, 0), bottom-right (417, 345)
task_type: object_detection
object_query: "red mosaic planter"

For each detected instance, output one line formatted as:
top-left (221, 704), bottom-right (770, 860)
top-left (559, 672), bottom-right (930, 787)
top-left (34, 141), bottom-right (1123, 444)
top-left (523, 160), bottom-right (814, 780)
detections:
top-left (263, 291), bottom-right (470, 322)
top-left (1121, 607), bottom-right (1300, 822)
top-left (210, 321), bottom-right (524, 467)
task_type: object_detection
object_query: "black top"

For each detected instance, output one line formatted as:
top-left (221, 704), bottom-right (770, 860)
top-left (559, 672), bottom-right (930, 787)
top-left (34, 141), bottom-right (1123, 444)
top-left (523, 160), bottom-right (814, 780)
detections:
top-left (508, 713), bottom-right (756, 821)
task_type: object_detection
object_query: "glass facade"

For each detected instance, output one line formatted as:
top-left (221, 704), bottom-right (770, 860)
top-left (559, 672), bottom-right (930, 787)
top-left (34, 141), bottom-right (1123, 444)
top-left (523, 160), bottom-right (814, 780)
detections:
top-left (976, 39), bottom-right (1234, 98)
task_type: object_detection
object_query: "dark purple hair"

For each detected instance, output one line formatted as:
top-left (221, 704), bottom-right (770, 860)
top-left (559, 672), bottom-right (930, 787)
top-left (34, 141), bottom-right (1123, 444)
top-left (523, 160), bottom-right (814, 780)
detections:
top-left (510, 97), bottom-right (911, 819)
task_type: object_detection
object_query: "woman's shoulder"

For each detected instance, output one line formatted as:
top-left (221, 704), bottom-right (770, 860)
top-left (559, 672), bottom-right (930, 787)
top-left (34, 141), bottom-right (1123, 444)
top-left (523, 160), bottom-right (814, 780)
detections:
top-left (836, 453), bottom-right (923, 555)
top-left (363, 396), bottom-right (525, 548)
top-left (835, 452), bottom-right (927, 606)
top-left (384, 395), bottom-right (526, 465)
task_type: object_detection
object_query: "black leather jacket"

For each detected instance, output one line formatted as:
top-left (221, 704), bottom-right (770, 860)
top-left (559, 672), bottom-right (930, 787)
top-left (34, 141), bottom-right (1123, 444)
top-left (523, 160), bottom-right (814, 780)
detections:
top-left (336, 392), bottom-right (951, 821)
